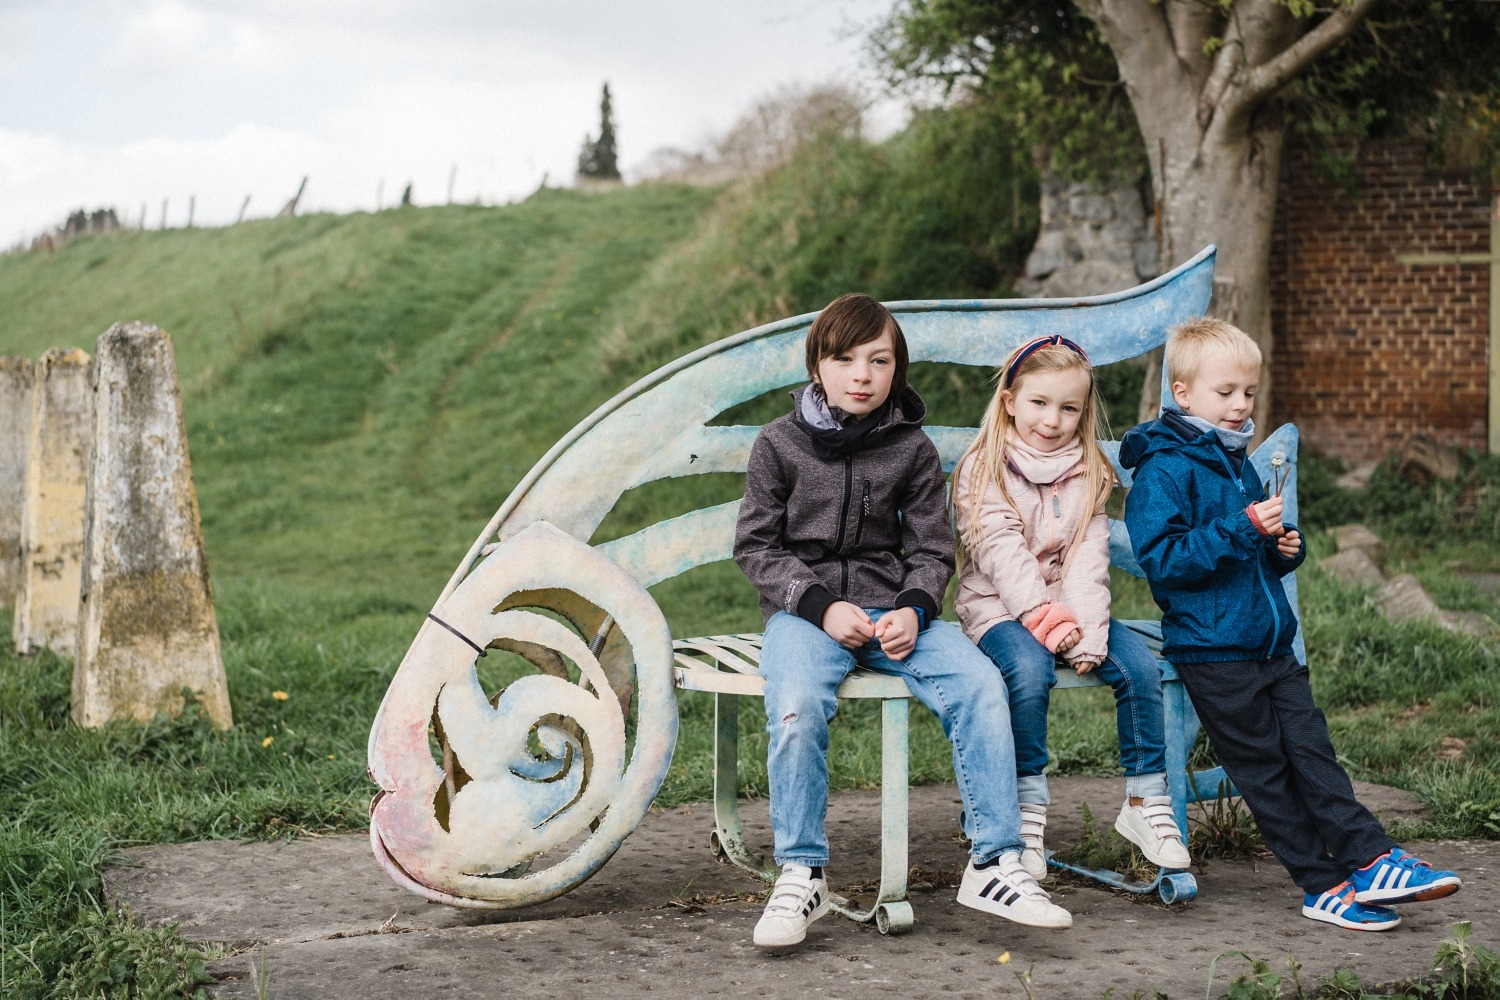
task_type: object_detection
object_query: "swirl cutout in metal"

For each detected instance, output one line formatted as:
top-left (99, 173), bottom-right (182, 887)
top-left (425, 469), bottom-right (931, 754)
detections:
top-left (367, 521), bottom-right (677, 908)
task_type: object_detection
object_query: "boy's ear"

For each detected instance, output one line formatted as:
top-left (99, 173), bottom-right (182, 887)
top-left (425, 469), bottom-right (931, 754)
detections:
top-left (1170, 380), bottom-right (1190, 409)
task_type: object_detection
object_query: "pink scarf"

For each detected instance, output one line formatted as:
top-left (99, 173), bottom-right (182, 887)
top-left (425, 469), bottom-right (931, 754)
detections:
top-left (1005, 428), bottom-right (1083, 485)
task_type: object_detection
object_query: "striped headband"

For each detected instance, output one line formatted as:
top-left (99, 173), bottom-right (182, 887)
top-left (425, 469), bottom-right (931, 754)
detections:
top-left (1004, 335), bottom-right (1089, 388)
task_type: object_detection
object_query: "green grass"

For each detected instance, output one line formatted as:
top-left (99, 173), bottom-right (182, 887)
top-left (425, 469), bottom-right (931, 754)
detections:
top-left (1, 127), bottom-right (1496, 996)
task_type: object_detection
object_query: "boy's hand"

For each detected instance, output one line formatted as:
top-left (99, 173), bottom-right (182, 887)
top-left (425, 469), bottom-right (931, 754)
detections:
top-left (873, 607), bottom-right (920, 661)
top-left (1277, 529), bottom-right (1302, 558)
top-left (822, 602), bottom-right (874, 649)
top-left (1250, 495), bottom-right (1285, 535)
top-left (1054, 628), bottom-right (1082, 654)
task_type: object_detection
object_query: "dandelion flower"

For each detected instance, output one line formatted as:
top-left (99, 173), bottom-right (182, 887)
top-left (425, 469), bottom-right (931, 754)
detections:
top-left (272, 690), bottom-right (289, 701)
top-left (997, 951), bottom-right (1011, 965)
top-left (262, 736), bottom-right (274, 748)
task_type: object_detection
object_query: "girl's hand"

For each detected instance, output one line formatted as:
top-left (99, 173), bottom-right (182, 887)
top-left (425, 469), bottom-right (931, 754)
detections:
top-left (873, 607), bottom-right (920, 661)
top-left (1277, 529), bottom-right (1302, 558)
top-left (822, 602), bottom-right (874, 649)
top-left (1054, 628), bottom-right (1082, 654)
top-left (1073, 657), bottom-right (1101, 676)
top-left (1250, 495), bottom-right (1285, 535)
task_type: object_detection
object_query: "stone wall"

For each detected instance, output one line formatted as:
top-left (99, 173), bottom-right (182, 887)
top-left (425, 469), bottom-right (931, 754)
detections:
top-left (1019, 174), bottom-right (1157, 298)
top-left (1271, 139), bottom-right (1492, 464)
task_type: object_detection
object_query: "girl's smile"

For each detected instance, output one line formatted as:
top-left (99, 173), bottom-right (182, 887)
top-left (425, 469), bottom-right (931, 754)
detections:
top-left (1003, 367), bottom-right (1092, 453)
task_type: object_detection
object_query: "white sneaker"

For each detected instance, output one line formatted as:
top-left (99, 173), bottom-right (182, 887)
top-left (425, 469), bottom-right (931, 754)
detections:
top-left (1114, 796), bottom-right (1192, 869)
top-left (957, 852), bottom-right (1072, 929)
top-left (753, 864), bottom-right (830, 948)
top-left (1019, 803), bottom-right (1048, 879)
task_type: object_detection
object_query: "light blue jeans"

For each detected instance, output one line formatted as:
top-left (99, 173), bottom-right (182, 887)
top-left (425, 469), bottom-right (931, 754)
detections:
top-left (760, 610), bottom-right (1023, 868)
top-left (976, 618), bottom-right (1168, 805)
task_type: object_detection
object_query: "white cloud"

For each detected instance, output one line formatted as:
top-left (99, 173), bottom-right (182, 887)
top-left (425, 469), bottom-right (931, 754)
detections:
top-left (2, 0), bottom-right (900, 244)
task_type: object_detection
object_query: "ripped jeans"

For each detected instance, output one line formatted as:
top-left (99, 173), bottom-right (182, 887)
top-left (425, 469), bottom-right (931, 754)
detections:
top-left (759, 610), bottom-right (1023, 868)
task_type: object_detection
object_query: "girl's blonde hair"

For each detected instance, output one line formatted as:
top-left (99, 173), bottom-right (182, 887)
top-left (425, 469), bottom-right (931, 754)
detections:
top-left (953, 340), bottom-right (1116, 572)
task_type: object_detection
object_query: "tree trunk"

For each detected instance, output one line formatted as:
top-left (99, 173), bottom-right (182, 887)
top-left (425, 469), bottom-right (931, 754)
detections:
top-left (1080, 0), bottom-right (1378, 437)
top-left (1150, 117), bottom-right (1286, 435)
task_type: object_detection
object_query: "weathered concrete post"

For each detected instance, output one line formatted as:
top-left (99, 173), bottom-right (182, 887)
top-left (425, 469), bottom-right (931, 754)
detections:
top-left (13, 348), bottom-right (92, 655)
top-left (0, 358), bottom-right (35, 607)
top-left (73, 323), bottom-right (232, 728)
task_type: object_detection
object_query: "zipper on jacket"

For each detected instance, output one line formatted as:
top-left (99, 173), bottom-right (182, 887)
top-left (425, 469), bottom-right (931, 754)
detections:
top-left (833, 455), bottom-right (854, 599)
top-left (1212, 445), bottom-right (1283, 658)
top-left (852, 479), bottom-right (871, 546)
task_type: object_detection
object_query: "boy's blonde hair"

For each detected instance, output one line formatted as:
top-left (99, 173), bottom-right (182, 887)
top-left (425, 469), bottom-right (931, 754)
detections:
top-left (1165, 317), bottom-right (1262, 388)
top-left (953, 341), bottom-right (1114, 573)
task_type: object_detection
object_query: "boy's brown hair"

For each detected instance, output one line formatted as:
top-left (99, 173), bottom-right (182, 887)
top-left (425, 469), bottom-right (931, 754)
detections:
top-left (1165, 317), bottom-right (1262, 388)
top-left (805, 293), bottom-right (910, 395)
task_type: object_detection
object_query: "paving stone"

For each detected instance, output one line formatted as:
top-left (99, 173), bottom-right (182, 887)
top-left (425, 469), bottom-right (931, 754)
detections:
top-left (103, 777), bottom-right (1481, 1000)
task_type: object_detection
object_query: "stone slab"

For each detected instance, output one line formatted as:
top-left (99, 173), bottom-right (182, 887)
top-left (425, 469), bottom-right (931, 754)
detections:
top-left (104, 777), bottom-right (1473, 999)
top-left (1320, 548), bottom-right (1385, 590)
top-left (1438, 610), bottom-right (1496, 638)
top-left (1376, 573), bottom-right (1441, 624)
top-left (0, 357), bottom-right (33, 607)
top-left (72, 322), bottom-right (230, 728)
top-left (1329, 523), bottom-right (1385, 559)
top-left (14, 348), bottom-right (91, 656)
top-left (1336, 463), bottom-right (1379, 491)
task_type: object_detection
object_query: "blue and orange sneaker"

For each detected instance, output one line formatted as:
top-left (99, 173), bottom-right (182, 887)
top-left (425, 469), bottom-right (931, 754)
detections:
top-left (1350, 848), bottom-right (1462, 904)
top-left (1302, 881), bottom-right (1402, 931)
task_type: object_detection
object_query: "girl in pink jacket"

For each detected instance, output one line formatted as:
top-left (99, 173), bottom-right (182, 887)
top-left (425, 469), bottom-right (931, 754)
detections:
top-left (951, 335), bottom-right (1190, 879)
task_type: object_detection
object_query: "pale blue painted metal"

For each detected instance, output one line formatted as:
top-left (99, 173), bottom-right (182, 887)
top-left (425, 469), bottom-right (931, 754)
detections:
top-left (368, 244), bottom-right (1311, 921)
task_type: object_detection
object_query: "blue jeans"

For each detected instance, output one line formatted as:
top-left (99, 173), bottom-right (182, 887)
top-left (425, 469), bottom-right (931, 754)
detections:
top-left (760, 611), bottom-right (1023, 867)
top-left (976, 618), bottom-right (1167, 805)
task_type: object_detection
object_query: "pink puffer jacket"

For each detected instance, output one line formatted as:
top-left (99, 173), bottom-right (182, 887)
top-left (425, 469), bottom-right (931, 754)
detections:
top-left (951, 445), bottom-right (1112, 664)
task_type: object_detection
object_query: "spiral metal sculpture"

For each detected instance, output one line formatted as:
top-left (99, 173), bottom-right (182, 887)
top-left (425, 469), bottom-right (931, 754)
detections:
top-left (367, 522), bottom-right (677, 908)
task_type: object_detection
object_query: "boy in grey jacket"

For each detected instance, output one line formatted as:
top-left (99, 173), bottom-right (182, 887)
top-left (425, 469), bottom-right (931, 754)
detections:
top-left (734, 293), bottom-right (1070, 949)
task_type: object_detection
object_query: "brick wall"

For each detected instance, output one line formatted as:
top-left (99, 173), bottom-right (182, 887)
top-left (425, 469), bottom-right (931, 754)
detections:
top-left (1271, 138), bottom-right (1493, 465)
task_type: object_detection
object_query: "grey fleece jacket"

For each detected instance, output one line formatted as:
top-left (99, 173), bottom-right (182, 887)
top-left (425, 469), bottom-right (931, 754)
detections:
top-left (733, 384), bottom-right (953, 627)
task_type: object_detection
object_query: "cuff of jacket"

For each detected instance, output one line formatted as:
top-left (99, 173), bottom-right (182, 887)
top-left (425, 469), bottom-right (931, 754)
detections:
top-left (1245, 503), bottom-right (1275, 537)
top-left (893, 589), bottom-right (938, 630)
top-left (1021, 603), bottom-right (1080, 653)
top-left (795, 585), bottom-right (837, 627)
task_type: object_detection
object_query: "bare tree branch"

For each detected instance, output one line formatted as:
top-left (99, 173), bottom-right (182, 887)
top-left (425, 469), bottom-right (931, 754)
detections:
top-left (1199, 6), bottom-right (1248, 129)
top-left (1232, 0), bottom-right (1381, 110)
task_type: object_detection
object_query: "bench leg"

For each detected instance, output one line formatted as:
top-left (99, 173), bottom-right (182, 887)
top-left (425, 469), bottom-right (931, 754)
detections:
top-left (1163, 675), bottom-right (1192, 842)
top-left (829, 695), bottom-right (913, 933)
top-left (709, 692), bottom-right (776, 880)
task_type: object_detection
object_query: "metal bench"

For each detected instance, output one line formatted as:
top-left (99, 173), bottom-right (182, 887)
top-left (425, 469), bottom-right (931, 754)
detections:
top-left (366, 244), bottom-right (1304, 927)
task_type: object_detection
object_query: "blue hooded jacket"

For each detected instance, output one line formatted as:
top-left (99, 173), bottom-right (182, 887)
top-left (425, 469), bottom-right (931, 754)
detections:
top-left (1119, 415), bottom-right (1305, 665)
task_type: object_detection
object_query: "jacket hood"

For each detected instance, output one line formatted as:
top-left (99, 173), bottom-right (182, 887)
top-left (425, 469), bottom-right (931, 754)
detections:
top-left (1119, 412), bottom-right (1212, 471)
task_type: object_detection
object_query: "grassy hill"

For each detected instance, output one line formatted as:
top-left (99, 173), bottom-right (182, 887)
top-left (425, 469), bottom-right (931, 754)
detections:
top-left (2, 121), bottom-right (1497, 998)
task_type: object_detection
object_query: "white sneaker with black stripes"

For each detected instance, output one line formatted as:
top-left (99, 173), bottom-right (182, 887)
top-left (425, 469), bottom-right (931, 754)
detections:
top-left (957, 851), bottom-right (1072, 928)
top-left (753, 863), bottom-right (830, 948)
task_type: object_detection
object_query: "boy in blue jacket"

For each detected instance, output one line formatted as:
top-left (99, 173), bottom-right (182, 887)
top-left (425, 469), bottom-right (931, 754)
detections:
top-left (1120, 318), bottom-right (1461, 932)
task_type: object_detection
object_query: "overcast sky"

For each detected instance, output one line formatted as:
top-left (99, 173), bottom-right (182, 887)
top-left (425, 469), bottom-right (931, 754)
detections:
top-left (1, 0), bottom-right (901, 247)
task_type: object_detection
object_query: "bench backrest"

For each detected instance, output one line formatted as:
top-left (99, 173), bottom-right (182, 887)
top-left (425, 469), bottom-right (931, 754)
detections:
top-left (442, 244), bottom-right (1302, 660)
